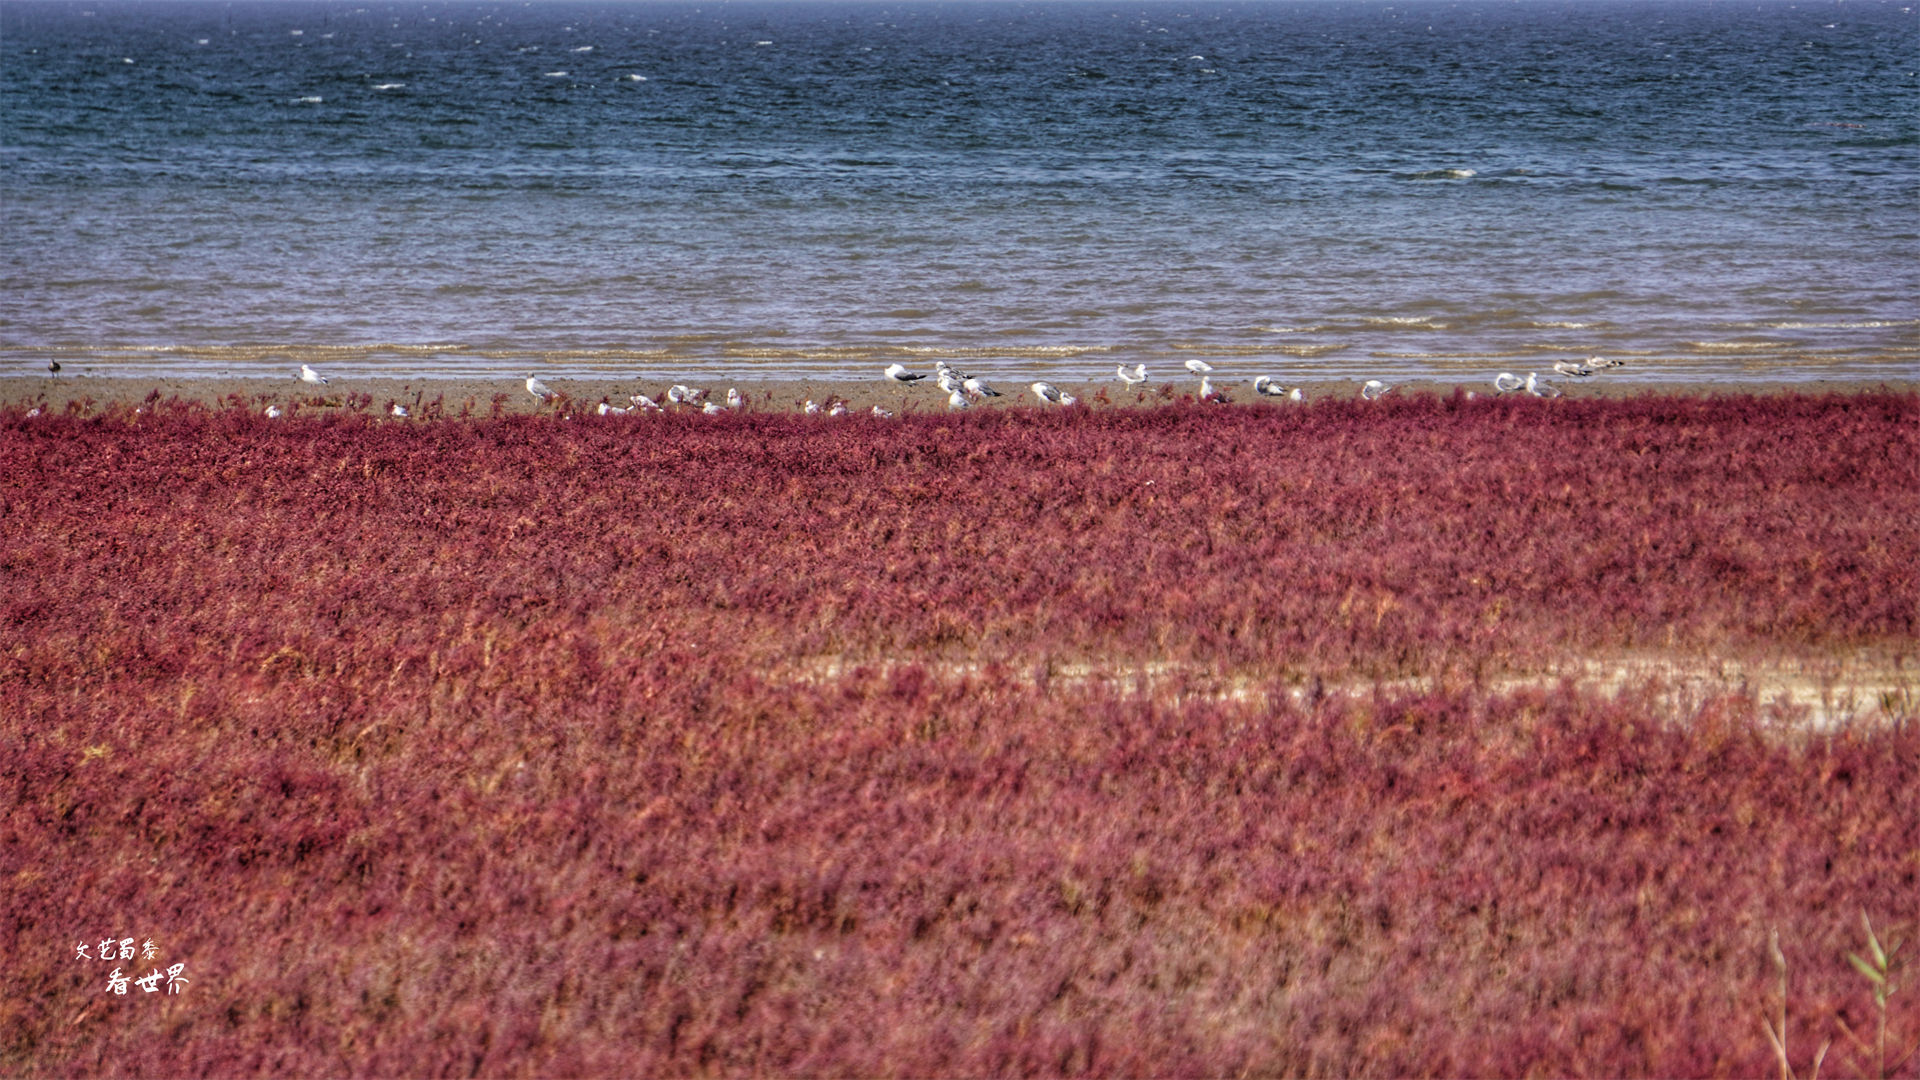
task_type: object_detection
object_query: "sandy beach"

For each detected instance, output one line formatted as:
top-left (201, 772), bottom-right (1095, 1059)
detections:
top-left (5, 372), bottom-right (1914, 417)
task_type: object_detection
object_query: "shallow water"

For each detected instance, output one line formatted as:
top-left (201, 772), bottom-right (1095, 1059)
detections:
top-left (3, 0), bottom-right (1917, 383)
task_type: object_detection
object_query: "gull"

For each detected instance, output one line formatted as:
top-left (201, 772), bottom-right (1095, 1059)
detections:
top-left (598, 401), bottom-right (630, 416)
top-left (936, 372), bottom-right (964, 394)
top-left (301, 364), bottom-right (329, 386)
top-left (1524, 372), bottom-right (1562, 398)
top-left (948, 389), bottom-right (971, 410)
top-left (726, 387), bottom-right (745, 410)
top-left (1552, 360), bottom-right (1595, 378)
top-left (1198, 374), bottom-right (1217, 401)
top-left (872, 405), bottom-right (893, 418)
top-left (1493, 372), bottom-right (1525, 394)
top-left (1252, 375), bottom-right (1298, 399)
top-left (265, 405), bottom-right (283, 418)
top-left (884, 363), bottom-right (927, 384)
top-left (1031, 381), bottom-right (1066, 405)
top-left (667, 384), bottom-right (707, 406)
top-left (47, 360), bottom-right (61, 374)
top-left (1361, 379), bottom-right (1392, 400)
top-left (829, 401), bottom-right (849, 417)
top-left (804, 399), bottom-right (821, 415)
top-left (1117, 364), bottom-right (1147, 388)
top-left (1185, 359), bottom-right (1215, 374)
top-left (526, 375), bottom-right (556, 403)
top-left (630, 393), bottom-right (662, 411)
top-left (963, 377), bottom-right (1001, 398)
top-left (702, 402), bottom-right (727, 415)
top-left (391, 403), bottom-right (409, 417)
top-left (1585, 355), bottom-right (1623, 370)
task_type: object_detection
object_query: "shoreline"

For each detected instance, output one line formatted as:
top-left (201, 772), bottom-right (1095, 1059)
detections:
top-left (6, 373), bottom-right (1916, 416)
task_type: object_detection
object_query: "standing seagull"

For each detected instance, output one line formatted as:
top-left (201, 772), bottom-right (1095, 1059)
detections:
top-left (1493, 372), bottom-right (1525, 394)
top-left (726, 387), bottom-right (745, 410)
top-left (526, 375), bottom-right (556, 403)
top-left (1361, 379), bottom-right (1392, 401)
top-left (301, 364), bottom-right (329, 386)
top-left (1117, 364), bottom-right (1147, 388)
top-left (1524, 372), bottom-right (1562, 398)
top-left (884, 363), bottom-right (927, 384)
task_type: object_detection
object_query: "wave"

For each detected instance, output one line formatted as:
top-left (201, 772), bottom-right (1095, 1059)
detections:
top-left (1754, 319), bottom-right (1920, 331)
top-left (1684, 341), bottom-right (1793, 353)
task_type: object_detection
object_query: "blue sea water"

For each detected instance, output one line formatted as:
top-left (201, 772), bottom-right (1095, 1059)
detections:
top-left (2, 0), bottom-right (1916, 384)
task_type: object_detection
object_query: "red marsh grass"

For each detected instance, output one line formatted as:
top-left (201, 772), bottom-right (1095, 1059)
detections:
top-left (2, 392), bottom-right (1915, 1076)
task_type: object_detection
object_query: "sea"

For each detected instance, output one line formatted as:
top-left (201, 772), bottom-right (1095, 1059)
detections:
top-left (2, 0), bottom-right (1916, 385)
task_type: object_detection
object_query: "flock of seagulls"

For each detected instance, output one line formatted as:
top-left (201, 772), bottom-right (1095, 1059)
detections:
top-left (259, 355), bottom-right (1627, 419)
top-left (1491, 357), bottom-right (1625, 399)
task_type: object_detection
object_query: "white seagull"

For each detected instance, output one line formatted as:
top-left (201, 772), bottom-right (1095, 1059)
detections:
top-left (1361, 379), bottom-right (1392, 400)
top-left (936, 372), bottom-right (964, 394)
top-left (872, 405), bottom-right (894, 418)
top-left (391, 403), bottom-right (409, 417)
top-left (1030, 381), bottom-right (1066, 405)
top-left (1184, 359), bottom-right (1215, 374)
top-left (1493, 372), bottom-right (1525, 394)
top-left (963, 377), bottom-right (1001, 398)
top-left (948, 389), bottom-right (971, 410)
top-left (598, 401), bottom-right (630, 416)
top-left (526, 375), bottom-right (556, 403)
top-left (300, 364), bottom-right (329, 386)
top-left (1117, 364), bottom-right (1147, 388)
top-left (1524, 372), bottom-right (1562, 398)
top-left (829, 401), bottom-right (849, 417)
top-left (630, 393), bottom-right (662, 411)
top-left (884, 363), bottom-right (927, 384)
top-left (265, 405), bottom-right (283, 418)
top-left (804, 399), bottom-right (821, 415)
top-left (1552, 360), bottom-right (1596, 378)
top-left (726, 387), bottom-right (745, 410)
top-left (1252, 375), bottom-right (1297, 399)
top-left (1585, 355), bottom-right (1623, 370)
top-left (702, 401), bottom-right (727, 415)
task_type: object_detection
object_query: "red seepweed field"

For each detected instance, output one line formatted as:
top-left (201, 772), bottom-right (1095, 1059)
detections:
top-left (3, 391), bottom-right (1916, 1076)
